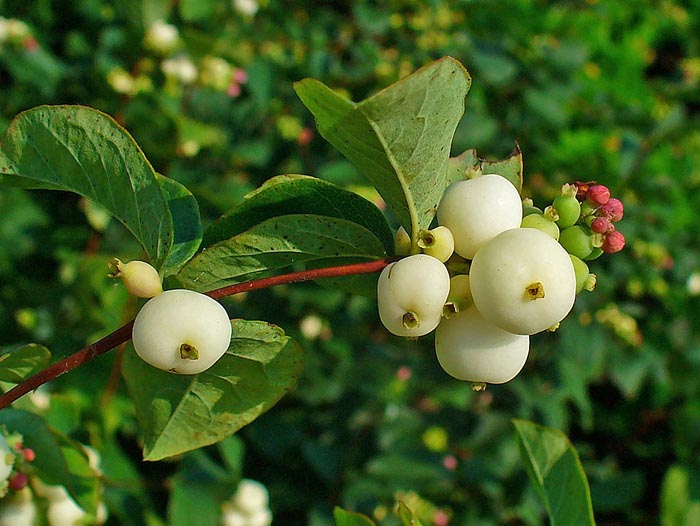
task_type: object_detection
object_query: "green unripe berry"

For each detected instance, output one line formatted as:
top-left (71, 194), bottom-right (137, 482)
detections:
top-left (585, 247), bottom-right (604, 261)
top-left (394, 226), bottom-right (412, 256)
top-left (520, 214), bottom-right (560, 240)
top-left (569, 255), bottom-right (597, 293)
top-left (559, 225), bottom-right (594, 259)
top-left (418, 226), bottom-right (455, 262)
top-left (552, 193), bottom-right (581, 229)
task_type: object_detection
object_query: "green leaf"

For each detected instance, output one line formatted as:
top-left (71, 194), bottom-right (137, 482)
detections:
top-left (177, 214), bottom-right (386, 293)
top-left (295, 57), bottom-right (471, 241)
top-left (447, 143), bottom-right (523, 192)
top-left (512, 419), bottom-right (596, 526)
top-left (334, 507), bottom-right (377, 526)
top-left (0, 409), bottom-right (101, 514)
top-left (204, 174), bottom-right (394, 253)
top-left (157, 174), bottom-right (203, 275)
top-left (0, 344), bottom-right (50, 383)
top-left (396, 501), bottom-right (425, 526)
top-left (123, 319), bottom-right (303, 461)
top-left (0, 105), bottom-right (173, 267)
top-left (661, 464), bottom-right (700, 526)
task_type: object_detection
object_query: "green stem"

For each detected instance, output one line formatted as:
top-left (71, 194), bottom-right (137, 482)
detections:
top-left (0, 258), bottom-right (391, 410)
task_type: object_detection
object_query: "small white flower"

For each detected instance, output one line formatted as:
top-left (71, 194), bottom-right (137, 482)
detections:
top-left (162, 56), bottom-right (198, 84)
top-left (687, 272), bottom-right (700, 296)
top-left (144, 20), bottom-right (179, 54)
top-left (232, 479), bottom-right (269, 514)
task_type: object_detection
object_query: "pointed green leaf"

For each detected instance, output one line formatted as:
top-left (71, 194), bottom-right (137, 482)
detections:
top-left (157, 174), bottom-right (202, 275)
top-left (123, 319), bottom-right (303, 461)
top-left (295, 57), bottom-right (470, 240)
top-left (447, 143), bottom-right (523, 192)
top-left (0, 409), bottom-right (101, 514)
top-left (177, 214), bottom-right (386, 293)
top-left (396, 501), bottom-right (425, 526)
top-left (513, 419), bottom-right (595, 526)
top-left (204, 174), bottom-right (393, 253)
top-left (0, 105), bottom-right (173, 267)
top-left (0, 344), bottom-right (50, 383)
top-left (334, 507), bottom-right (377, 526)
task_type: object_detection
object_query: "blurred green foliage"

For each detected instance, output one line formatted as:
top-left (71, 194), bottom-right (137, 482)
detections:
top-left (1, 0), bottom-right (699, 525)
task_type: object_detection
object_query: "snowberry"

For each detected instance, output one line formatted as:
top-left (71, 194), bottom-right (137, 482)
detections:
top-left (469, 228), bottom-right (577, 335)
top-left (559, 225), bottom-right (595, 259)
top-left (520, 213), bottom-right (559, 240)
top-left (418, 226), bottom-right (455, 262)
top-left (437, 174), bottom-right (523, 259)
top-left (552, 184), bottom-right (581, 229)
top-left (132, 289), bottom-right (232, 374)
top-left (232, 479), bottom-right (269, 515)
top-left (393, 226), bottom-right (412, 256)
top-left (377, 254), bottom-right (450, 337)
top-left (109, 258), bottom-right (163, 298)
top-left (435, 306), bottom-right (530, 384)
top-left (443, 274), bottom-right (472, 318)
top-left (0, 435), bottom-right (14, 489)
top-left (0, 488), bottom-right (36, 526)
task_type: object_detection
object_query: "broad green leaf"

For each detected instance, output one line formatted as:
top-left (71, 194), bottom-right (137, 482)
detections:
top-left (513, 419), bottom-right (595, 526)
top-left (177, 214), bottom-right (386, 293)
top-left (157, 174), bottom-right (203, 275)
top-left (0, 344), bottom-right (50, 383)
top-left (396, 501), bottom-right (425, 526)
top-left (204, 174), bottom-right (394, 253)
top-left (123, 319), bottom-right (303, 461)
top-left (334, 507), bottom-right (377, 526)
top-left (295, 57), bottom-right (470, 241)
top-left (0, 105), bottom-right (173, 267)
top-left (447, 143), bottom-right (523, 192)
top-left (0, 409), bottom-right (101, 514)
top-left (661, 465), bottom-right (700, 526)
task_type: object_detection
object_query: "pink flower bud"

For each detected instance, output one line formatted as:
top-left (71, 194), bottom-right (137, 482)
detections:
top-left (599, 197), bottom-right (624, 222)
top-left (586, 185), bottom-right (610, 206)
top-left (591, 217), bottom-right (612, 234)
top-left (232, 68), bottom-right (248, 84)
top-left (9, 472), bottom-right (28, 491)
top-left (296, 127), bottom-right (314, 147)
top-left (22, 448), bottom-right (35, 462)
top-left (602, 230), bottom-right (625, 253)
top-left (226, 82), bottom-right (241, 97)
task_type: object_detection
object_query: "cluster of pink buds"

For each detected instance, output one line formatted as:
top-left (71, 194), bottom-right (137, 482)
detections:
top-left (7, 440), bottom-right (35, 491)
top-left (577, 183), bottom-right (626, 254)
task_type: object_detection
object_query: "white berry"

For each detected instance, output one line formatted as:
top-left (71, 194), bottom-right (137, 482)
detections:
top-left (377, 254), bottom-right (450, 337)
top-left (435, 306), bottom-right (530, 384)
top-left (232, 479), bottom-right (269, 515)
top-left (0, 488), bottom-right (36, 526)
top-left (132, 289), bottom-right (232, 374)
top-left (437, 174), bottom-right (523, 259)
top-left (469, 228), bottom-right (576, 335)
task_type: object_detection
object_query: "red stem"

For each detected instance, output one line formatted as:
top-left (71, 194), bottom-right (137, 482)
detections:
top-left (0, 259), bottom-right (391, 410)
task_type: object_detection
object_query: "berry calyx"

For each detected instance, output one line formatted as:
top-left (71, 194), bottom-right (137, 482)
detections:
top-left (132, 289), bottom-right (232, 374)
top-left (437, 174), bottom-right (523, 259)
top-left (418, 226), bottom-right (455, 262)
top-left (469, 228), bottom-right (576, 335)
top-left (435, 306), bottom-right (530, 384)
top-left (109, 258), bottom-right (163, 298)
top-left (377, 254), bottom-right (450, 337)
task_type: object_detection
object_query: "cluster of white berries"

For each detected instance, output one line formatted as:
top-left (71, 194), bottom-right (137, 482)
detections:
top-left (221, 479), bottom-right (272, 526)
top-left (378, 173), bottom-right (608, 388)
top-left (110, 258), bottom-right (232, 375)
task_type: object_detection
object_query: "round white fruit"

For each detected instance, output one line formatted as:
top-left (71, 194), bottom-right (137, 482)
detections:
top-left (0, 489), bottom-right (37, 526)
top-left (437, 174), bottom-right (523, 259)
top-left (232, 479), bottom-right (269, 515)
top-left (377, 254), bottom-right (450, 337)
top-left (132, 289), bottom-right (232, 374)
top-left (435, 306), bottom-right (530, 384)
top-left (469, 228), bottom-right (576, 335)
